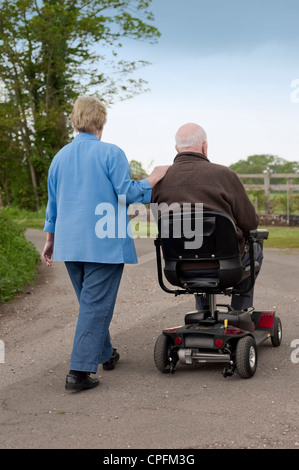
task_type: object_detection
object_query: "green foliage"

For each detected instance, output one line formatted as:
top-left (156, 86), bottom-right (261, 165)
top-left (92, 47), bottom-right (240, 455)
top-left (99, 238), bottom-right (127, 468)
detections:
top-left (230, 154), bottom-right (299, 183)
top-left (3, 205), bottom-right (46, 229)
top-left (0, 0), bottom-right (160, 210)
top-left (249, 191), bottom-right (299, 214)
top-left (231, 154), bottom-right (299, 214)
top-left (270, 193), bottom-right (299, 214)
top-left (0, 210), bottom-right (40, 303)
top-left (129, 159), bottom-right (149, 180)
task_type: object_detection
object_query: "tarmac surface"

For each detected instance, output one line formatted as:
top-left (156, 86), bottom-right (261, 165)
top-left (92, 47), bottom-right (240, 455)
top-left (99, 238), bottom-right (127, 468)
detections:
top-left (0, 229), bottom-right (299, 450)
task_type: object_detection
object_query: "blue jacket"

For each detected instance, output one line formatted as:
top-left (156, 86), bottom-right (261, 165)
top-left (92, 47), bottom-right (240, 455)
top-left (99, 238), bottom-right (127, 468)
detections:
top-left (44, 133), bottom-right (152, 263)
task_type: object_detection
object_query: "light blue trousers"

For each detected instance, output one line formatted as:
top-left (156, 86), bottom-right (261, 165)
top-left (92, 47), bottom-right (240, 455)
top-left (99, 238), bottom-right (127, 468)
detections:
top-left (65, 262), bottom-right (124, 373)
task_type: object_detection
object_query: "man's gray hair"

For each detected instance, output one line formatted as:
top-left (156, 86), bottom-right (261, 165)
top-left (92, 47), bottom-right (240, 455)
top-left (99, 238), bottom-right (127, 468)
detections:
top-left (175, 123), bottom-right (207, 152)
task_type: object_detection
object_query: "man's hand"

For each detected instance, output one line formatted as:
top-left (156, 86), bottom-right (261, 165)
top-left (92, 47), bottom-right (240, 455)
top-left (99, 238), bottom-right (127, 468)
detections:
top-left (42, 233), bottom-right (54, 267)
top-left (146, 165), bottom-right (170, 187)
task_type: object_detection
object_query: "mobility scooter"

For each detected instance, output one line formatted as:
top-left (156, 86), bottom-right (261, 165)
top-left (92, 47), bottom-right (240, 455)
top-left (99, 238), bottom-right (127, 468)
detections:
top-left (154, 210), bottom-right (282, 378)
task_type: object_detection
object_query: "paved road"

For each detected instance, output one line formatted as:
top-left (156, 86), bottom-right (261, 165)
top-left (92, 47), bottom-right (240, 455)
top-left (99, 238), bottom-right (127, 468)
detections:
top-left (0, 230), bottom-right (298, 450)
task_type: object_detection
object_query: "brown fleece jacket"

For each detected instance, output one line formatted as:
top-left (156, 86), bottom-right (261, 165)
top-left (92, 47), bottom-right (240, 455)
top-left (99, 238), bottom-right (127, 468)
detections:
top-left (151, 152), bottom-right (259, 254)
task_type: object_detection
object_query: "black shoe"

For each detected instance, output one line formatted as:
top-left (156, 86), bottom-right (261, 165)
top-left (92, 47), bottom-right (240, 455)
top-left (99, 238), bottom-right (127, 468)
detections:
top-left (65, 372), bottom-right (100, 391)
top-left (103, 348), bottom-right (120, 371)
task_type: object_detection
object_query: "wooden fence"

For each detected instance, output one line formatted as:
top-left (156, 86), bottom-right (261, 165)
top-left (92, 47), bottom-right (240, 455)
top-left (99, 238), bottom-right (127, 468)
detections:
top-left (239, 173), bottom-right (299, 215)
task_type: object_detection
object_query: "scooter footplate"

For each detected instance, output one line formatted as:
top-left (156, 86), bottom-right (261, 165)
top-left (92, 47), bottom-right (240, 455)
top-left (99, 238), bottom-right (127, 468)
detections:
top-left (253, 329), bottom-right (271, 346)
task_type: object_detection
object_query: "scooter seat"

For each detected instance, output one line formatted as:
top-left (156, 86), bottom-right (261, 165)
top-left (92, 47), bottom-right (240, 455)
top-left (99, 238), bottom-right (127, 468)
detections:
top-left (185, 310), bottom-right (255, 332)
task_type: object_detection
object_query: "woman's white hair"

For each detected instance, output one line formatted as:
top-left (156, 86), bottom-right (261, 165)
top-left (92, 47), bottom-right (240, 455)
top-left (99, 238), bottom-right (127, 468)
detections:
top-left (175, 123), bottom-right (207, 152)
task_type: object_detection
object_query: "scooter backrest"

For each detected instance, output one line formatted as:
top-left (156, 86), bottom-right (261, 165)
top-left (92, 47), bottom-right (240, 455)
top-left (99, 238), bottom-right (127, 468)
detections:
top-left (157, 210), bottom-right (244, 291)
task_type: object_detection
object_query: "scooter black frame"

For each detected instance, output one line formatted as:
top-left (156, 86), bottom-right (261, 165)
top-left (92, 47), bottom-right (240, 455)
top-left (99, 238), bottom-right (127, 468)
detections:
top-left (154, 210), bottom-right (282, 378)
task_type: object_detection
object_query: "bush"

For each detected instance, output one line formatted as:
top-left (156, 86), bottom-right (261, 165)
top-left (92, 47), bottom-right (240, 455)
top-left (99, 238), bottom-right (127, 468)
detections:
top-left (3, 205), bottom-right (46, 229)
top-left (248, 191), bottom-right (299, 214)
top-left (0, 211), bottom-right (40, 303)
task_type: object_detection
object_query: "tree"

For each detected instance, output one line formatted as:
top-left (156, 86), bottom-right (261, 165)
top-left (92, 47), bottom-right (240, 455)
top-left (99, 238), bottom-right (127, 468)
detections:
top-left (230, 154), bottom-right (299, 175)
top-left (230, 154), bottom-right (299, 214)
top-left (129, 159), bottom-right (148, 180)
top-left (230, 154), bottom-right (299, 184)
top-left (0, 0), bottom-right (160, 210)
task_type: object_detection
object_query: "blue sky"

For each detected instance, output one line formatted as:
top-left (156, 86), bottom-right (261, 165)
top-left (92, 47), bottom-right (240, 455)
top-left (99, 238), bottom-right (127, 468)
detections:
top-left (103, 0), bottom-right (299, 170)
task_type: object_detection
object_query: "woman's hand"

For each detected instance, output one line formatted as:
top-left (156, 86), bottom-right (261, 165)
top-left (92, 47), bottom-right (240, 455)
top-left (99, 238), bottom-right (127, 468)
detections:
top-left (42, 233), bottom-right (54, 267)
top-left (146, 165), bottom-right (170, 187)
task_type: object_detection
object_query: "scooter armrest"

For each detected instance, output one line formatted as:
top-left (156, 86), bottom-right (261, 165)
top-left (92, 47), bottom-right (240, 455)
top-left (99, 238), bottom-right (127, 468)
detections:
top-left (248, 229), bottom-right (269, 242)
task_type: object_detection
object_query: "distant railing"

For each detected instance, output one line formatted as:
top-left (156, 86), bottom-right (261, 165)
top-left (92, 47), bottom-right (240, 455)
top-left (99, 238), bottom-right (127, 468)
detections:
top-left (238, 173), bottom-right (299, 216)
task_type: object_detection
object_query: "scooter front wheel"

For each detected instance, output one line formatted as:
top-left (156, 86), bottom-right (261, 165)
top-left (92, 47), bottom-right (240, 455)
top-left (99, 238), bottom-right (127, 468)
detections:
top-left (236, 335), bottom-right (258, 378)
top-left (271, 316), bottom-right (282, 347)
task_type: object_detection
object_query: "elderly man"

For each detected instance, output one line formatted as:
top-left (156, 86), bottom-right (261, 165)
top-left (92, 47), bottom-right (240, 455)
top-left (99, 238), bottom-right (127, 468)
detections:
top-left (151, 123), bottom-right (262, 311)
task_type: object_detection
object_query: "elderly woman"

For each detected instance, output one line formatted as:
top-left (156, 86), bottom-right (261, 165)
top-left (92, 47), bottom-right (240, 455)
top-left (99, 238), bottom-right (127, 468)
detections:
top-left (42, 96), bottom-right (169, 391)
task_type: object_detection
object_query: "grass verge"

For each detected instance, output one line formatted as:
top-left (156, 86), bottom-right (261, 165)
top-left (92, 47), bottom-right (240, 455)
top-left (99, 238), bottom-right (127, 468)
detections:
top-left (3, 206), bottom-right (46, 230)
top-left (0, 210), bottom-right (41, 304)
top-left (260, 226), bottom-right (299, 249)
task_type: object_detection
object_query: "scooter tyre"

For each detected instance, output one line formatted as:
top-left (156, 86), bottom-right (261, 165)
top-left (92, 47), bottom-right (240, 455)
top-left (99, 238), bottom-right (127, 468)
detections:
top-left (236, 335), bottom-right (258, 378)
top-left (271, 316), bottom-right (282, 347)
top-left (154, 333), bottom-right (171, 373)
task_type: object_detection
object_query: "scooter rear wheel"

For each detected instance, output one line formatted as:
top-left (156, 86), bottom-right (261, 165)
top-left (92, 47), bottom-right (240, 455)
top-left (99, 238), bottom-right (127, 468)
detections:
top-left (236, 335), bottom-right (258, 378)
top-left (154, 333), bottom-right (172, 373)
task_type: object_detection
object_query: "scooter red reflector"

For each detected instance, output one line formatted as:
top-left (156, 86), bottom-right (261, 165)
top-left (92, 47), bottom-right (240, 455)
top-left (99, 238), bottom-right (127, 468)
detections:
top-left (258, 311), bottom-right (274, 329)
top-left (215, 339), bottom-right (223, 348)
top-left (175, 336), bottom-right (182, 345)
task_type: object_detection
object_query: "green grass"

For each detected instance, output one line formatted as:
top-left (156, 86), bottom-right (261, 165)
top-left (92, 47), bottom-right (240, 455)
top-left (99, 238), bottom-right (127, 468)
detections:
top-left (2, 206), bottom-right (46, 230)
top-left (0, 211), bottom-right (41, 303)
top-left (261, 226), bottom-right (299, 249)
